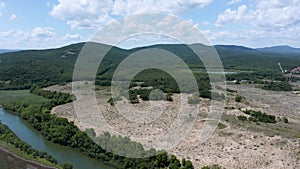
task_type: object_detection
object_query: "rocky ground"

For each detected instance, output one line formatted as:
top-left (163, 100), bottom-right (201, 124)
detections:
top-left (45, 82), bottom-right (300, 169)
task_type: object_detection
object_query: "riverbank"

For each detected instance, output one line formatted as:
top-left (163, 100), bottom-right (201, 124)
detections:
top-left (0, 144), bottom-right (58, 169)
top-left (0, 107), bottom-right (113, 169)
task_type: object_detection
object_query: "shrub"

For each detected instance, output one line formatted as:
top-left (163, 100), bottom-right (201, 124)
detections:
top-left (238, 115), bottom-right (247, 121)
top-left (201, 164), bottom-right (225, 169)
top-left (282, 116), bottom-right (289, 123)
top-left (235, 95), bottom-right (242, 102)
top-left (188, 95), bottom-right (199, 105)
top-left (166, 93), bottom-right (173, 102)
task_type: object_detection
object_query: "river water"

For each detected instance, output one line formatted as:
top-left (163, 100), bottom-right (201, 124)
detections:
top-left (0, 108), bottom-right (112, 169)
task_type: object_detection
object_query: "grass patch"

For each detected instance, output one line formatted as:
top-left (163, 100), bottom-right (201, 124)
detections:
top-left (217, 122), bottom-right (227, 129)
top-left (0, 90), bottom-right (49, 105)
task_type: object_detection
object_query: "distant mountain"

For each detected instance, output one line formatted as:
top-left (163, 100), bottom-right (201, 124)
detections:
top-left (1, 42), bottom-right (300, 90)
top-left (256, 45), bottom-right (300, 54)
top-left (215, 45), bottom-right (257, 52)
top-left (0, 49), bottom-right (20, 54)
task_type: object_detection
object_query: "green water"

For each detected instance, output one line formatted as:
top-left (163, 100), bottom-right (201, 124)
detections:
top-left (0, 108), bottom-right (113, 169)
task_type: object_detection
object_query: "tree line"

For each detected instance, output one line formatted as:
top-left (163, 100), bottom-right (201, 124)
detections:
top-left (0, 121), bottom-right (72, 169)
top-left (237, 109), bottom-right (285, 124)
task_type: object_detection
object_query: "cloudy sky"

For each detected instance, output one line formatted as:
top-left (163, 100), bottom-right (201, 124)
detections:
top-left (0, 0), bottom-right (299, 49)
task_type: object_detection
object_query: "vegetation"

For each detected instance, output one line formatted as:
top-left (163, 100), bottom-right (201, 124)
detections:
top-left (1, 42), bottom-right (300, 169)
top-left (2, 43), bottom-right (299, 94)
top-left (217, 123), bottom-right (227, 129)
top-left (235, 95), bottom-right (242, 102)
top-left (0, 90), bottom-right (49, 106)
top-left (262, 81), bottom-right (293, 91)
top-left (3, 89), bottom-right (194, 169)
top-left (125, 88), bottom-right (174, 104)
top-left (282, 116), bottom-right (289, 123)
top-left (29, 87), bottom-right (73, 105)
top-left (237, 115), bottom-right (247, 121)
top-left (187, 95), bottom-right (200, 105)
top-left (107, 97), bottom-right (115, 106)
top-left (242, 110), bottom-right (277, 123)
top-left (0, 121), bottom-right (71, 169)
top-left (166, 93), bottom-right (173, 101)
top-left (201, 164), bottom-right (225, 169)
top-left (226, 88), bottom-right (237, 93)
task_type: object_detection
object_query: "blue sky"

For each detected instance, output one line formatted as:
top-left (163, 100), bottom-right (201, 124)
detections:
top-left (0, 0), bottom-right (299, 49)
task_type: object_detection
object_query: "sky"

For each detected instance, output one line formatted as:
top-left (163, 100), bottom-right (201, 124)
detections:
top-left (0, 0), bottom-right (299, 49)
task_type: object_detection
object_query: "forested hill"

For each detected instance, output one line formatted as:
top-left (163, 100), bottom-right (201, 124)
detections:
top-left (1, 42), bottom-right (300, 90)
top-left (257, 45), bottom-right (300, 54)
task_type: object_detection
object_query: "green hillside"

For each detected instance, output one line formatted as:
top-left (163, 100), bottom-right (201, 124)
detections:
top-left (0, 42), bottom-right (299, 90)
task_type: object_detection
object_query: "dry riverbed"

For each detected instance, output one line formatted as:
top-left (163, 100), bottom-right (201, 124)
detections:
top-left (45, 82), bottom-right (300, 169)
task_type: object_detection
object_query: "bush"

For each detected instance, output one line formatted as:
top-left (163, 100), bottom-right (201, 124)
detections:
top-left (107, 97), bottom-right (114, 106)
top-left (282, 116), bottom-right (289, 123)
top-left (238, 115), bottom-right (247, 121)
top-left (166, 93), bottom-right (173, 101)
top-left (243, 110), bottom-right (276, 123)
top-left (202, 164), bottom-right (225, 169)
top-left (188, 95), bottom-right (200, 105)
top-left (235, 95), bottom-right (242, 102)
top-left (262, 81), bottom-right (292, 91)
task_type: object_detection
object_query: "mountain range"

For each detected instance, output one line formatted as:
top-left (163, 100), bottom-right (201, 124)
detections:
top-left (1, 42), bottom-right (300, 90)
top-left (1, 44), bottom-right (300, 54)
top-left (256, 45), bottom-right (300, 54)
top-left (0, 49), bottom-right (20, 54)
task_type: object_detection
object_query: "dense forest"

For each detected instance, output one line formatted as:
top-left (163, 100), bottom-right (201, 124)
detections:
top-left (1, 42), bottom-right (300, 91)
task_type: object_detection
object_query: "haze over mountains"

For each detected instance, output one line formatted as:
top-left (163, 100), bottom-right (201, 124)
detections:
top-left (256, 45), bottom-right (300, 54)
top-left (0, 49), bottom-right (20, 54)
top-left (1, 44), bottom-right (300, 55)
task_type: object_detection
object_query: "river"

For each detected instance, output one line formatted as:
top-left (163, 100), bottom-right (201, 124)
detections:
top-left (0, 108), bottom-right (112, 169)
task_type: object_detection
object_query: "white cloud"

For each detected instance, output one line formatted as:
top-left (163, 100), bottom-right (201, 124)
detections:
top-left (50, 0), bottom-right (213, 29)
top-left (0, 1), bottom-right (5, 17)
top-left (215, 5), bottom-right (248, 27)
top-left (0, 27), bottom-right (58, 48)
top-left (31, 27), bottom-right (56, 41)
top-left (112, 0), bottom-right (213, 16)
top-left (63, 33), bottom-right (81, 41)
top-left (0, 27), bottom-right (87, 49)
top-left (252, 0), bottom-right (300, 28)
top-left (10, 14), bottom-right (16, 21)
top-left (213, 1), bottom-right (300, 47)
top-left (216, 0), bottom-right (300, 29)
top-left (90, 14), bottom-right (212, 48)
top-left (50, 0), bottom-right (115, 29)
top-left (0, 1), bottom-right (5, 8)
top-left (0, 30), bottom-right (14, 39)
top-left (227, 0), bottom-right (241, 5)
top-left (204, 25), bottom-right (300, 48)
top-left (201, 21), bottom-right (210, 26)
